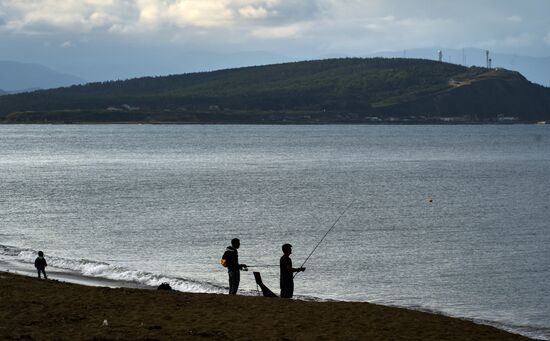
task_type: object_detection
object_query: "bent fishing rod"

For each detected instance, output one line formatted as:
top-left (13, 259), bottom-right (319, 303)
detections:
top-left (294, 201), bottom-right (355, 278)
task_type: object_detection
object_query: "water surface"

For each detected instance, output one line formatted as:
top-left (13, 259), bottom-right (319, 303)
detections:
top-left (1, 124), bottom-right (549, 339)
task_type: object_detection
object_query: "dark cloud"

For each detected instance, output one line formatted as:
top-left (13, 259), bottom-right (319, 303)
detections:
top-left (1, 0), bottom-right (549, 81)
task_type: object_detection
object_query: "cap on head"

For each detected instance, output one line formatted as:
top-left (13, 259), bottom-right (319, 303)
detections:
top-left (231, 238), bottom-right (240, 247)
top-left (282, 243), bottom-right (292, 253)
top-left (38, 251), bottom-right (44, 257)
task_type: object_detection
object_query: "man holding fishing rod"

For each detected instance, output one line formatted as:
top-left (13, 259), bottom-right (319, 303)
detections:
top-left (280, 202), bottom-right (354, 298)
top-left (280, 244), bottom-right (305, 298)
top-left (221, 238), bottom-right (248, 295)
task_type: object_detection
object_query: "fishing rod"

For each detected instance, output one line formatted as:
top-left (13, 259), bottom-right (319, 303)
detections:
top-left (294, 201), bottom-right (355, 278)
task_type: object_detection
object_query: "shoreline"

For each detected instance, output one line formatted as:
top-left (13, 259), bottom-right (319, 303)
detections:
top-left (0, 263), bottom-right (155, 290)
top-left (0, 271), bottom-right (538, 340)
top-left (2, 254), bottom-right (548, 340)
top-left (0, 120), bottom-right (546, 125)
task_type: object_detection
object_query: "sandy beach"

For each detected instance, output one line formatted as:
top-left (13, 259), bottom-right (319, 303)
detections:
top-left (0, 271), bottom-right (535, 341)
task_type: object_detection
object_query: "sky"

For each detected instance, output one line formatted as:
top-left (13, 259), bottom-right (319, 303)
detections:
top-left (1, 0), bottom-right (550, 81)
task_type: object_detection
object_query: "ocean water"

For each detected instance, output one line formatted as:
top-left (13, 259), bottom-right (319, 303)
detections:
top-left (1, 124), bottom-right (549, 339)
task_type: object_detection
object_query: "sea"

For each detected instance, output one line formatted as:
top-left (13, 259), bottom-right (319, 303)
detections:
top-left (1, 124), bottom-right (549, 339)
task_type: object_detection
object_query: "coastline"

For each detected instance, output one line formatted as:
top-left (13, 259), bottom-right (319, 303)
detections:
top-left (1, 123), bottom-right (548, 340)
top-left (0, 260), bottom-right (155, 290)
top-left (0, 271), bottom-right (536, 341)
top-left (0, 120), bottom-right (545, 125)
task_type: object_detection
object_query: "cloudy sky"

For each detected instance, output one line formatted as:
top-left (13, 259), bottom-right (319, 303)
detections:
top-left (1, 0), bottom-right (549, 81)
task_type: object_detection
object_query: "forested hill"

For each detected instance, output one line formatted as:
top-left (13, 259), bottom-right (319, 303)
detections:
top-left (1, 58), bottom-right (550, 123)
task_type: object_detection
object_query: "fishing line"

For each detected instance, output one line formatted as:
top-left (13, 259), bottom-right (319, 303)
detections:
top-left (294, 201), bottom-right (355, 278)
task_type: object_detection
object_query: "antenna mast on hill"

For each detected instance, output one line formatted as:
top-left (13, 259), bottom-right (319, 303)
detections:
top-left (438, 50), bottom-right (443, 62)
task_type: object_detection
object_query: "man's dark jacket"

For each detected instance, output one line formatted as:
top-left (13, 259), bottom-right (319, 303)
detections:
top-left (223, 246), bottom-right (239, 272)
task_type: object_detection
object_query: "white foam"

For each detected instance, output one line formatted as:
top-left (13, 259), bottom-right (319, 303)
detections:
top-left (1, 244), bottom-right (225, 294)
top-left (2, 244), bottom-right (548, 340)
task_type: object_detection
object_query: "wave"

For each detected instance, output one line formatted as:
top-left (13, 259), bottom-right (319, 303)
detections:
top-left (1, 244), bottom-right (548, 340)
top-left (0, 244), bottom-right (225, 294)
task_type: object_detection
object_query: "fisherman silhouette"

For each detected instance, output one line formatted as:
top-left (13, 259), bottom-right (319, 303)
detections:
top-left (222, 238), bottom-right (248, 295)
top-left (280, 244), bottom-right (305, 298)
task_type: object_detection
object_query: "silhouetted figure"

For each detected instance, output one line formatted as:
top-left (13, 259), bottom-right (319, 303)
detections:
top-left (157, 282), bottom-right (172, 290)
top-left (280, 244), bottom-right (305, 298)
top-left (34, 251), bottom-right (48, 279)
top-left (222, 238), bottom-right (247, 295)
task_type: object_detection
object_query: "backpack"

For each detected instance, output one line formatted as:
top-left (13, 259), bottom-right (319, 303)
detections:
top-left (220, 255), bottom-right (228, 267)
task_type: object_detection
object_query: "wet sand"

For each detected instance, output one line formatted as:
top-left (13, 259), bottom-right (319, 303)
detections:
top-left (0, 271), bottom-right (535, 341)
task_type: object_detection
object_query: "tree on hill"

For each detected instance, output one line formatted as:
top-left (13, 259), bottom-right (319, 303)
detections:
top-left (1, 58), bottom-right (549, 123)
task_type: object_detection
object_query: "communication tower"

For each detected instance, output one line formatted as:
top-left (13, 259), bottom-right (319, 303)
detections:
top-left (438, 50), bottom-right (443, 62)
top-left (486, 50), bottom-right (490, 68)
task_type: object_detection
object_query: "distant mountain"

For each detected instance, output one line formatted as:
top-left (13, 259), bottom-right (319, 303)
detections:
top-left (0, 87), bottom-right (42, 95)
top-left (40, 50), bottom-right (293, 83)
top-left (1, 58), bottom-right (549, 123)
top-left (0, 61), bottom-right (86, 92)
top-left (364, 48), bottom-right (550, 87)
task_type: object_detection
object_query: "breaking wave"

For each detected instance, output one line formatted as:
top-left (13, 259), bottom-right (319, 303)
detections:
top-left (0, 244), bottom-right (225, 294)
top-left (1, 243), bottom-right (548, 340)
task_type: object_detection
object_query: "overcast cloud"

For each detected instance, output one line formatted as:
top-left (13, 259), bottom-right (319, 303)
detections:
top-left (1, 0), bottom-right (549, 81)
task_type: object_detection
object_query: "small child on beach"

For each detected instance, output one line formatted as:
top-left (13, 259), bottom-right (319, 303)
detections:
top-left (34, 251), bottom-right (48, 279)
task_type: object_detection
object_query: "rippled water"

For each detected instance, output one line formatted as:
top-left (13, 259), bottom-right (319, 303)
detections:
top-left (1, 124), bottom-right (549, 339)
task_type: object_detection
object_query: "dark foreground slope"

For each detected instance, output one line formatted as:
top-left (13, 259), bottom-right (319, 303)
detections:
top-left (1, 58), bottom-right (549, 123)
top-left (0, 272), bottom-right (535, 341)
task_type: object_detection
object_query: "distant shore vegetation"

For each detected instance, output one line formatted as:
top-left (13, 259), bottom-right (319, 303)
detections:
top-left (1, 58), bottom-right (549, 124)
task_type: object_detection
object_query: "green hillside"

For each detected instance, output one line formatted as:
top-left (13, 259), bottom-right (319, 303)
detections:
top-left (1, 58), bottom-right (550, 123)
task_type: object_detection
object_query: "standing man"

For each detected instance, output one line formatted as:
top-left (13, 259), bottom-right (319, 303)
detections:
top-left (280, 243), bottom-right (305, 298)
top-left (222, 238), bottom-right (247, 295)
